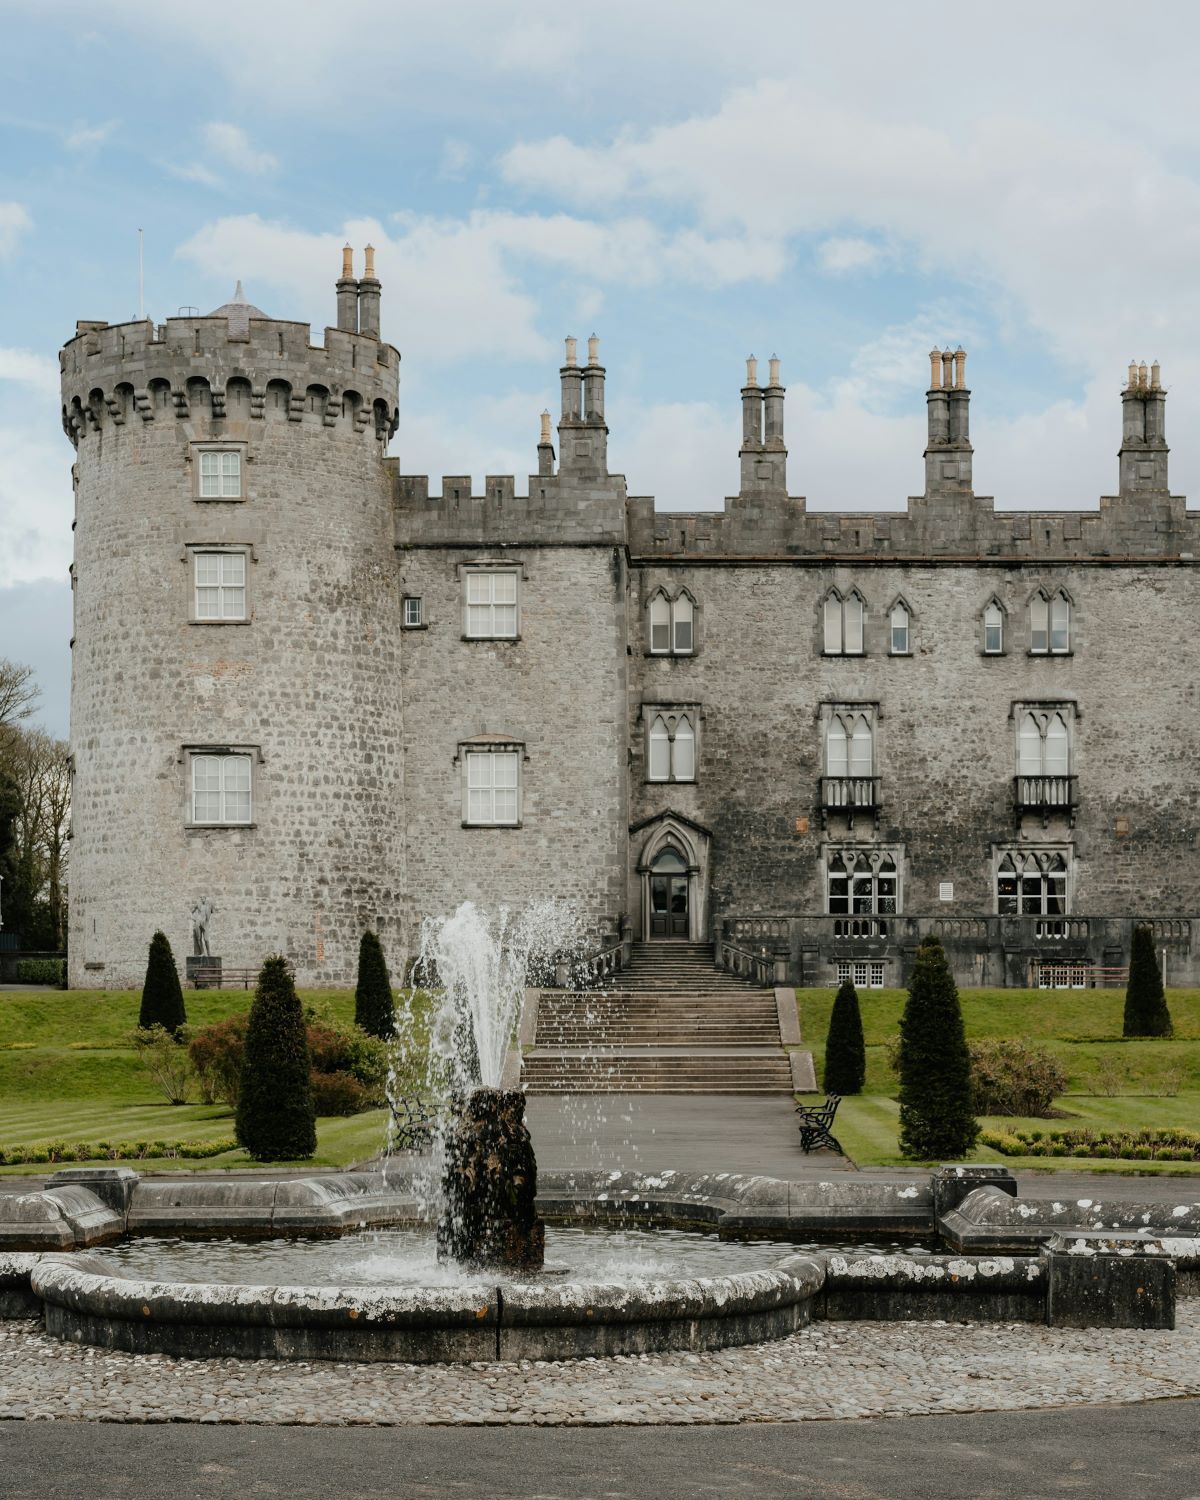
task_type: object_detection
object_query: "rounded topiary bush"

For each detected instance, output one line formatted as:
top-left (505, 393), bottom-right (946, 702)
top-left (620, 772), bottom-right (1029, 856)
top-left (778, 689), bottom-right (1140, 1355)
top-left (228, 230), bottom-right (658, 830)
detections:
top-left (235, 956), bottom-right (316, 1162)
top-left (354, 930), bottom-right (395, 1041)
top-left (896, 935), bottom-right (979, 1161)
top-left (823, 979), bottom-right (866, 1095)
top-left (1123, 924), bottom-right (1172, 1038)
top-left (138, 931), bottom-right (187, 1037)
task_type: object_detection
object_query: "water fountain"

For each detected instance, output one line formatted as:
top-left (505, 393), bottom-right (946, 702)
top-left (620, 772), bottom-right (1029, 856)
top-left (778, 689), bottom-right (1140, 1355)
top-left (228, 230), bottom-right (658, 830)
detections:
top-left (0, 899), bottom-right (1188, 1359)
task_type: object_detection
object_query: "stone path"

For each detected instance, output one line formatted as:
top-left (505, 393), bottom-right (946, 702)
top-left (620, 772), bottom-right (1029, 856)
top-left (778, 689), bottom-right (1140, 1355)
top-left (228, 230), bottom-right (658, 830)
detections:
top-left (3, 1306), bottom-right (1199, 1426)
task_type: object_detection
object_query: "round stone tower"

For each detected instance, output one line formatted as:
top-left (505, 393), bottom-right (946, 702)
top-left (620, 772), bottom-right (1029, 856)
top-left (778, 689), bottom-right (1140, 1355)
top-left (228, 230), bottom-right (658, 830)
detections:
top-left (60, 254), bottom-right (405, 987)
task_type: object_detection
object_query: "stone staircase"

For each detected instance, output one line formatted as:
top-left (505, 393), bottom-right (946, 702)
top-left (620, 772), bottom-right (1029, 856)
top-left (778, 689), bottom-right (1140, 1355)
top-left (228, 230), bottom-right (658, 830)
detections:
top-left (521, 941), bottom-right (802, 1094)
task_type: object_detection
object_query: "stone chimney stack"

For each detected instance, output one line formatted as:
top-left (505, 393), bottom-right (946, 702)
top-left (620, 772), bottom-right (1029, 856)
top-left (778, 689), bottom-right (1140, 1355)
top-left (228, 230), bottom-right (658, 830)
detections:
top-left (357, 244), bottom-right (381, 339)
top-left (924, 344), bottom-right (973, 495)
top-left (537, 409), bottom-right (555, 478)
top-left (761, 355), bottom-right (787, 492)
top-left (739, 356), bottom-right (764, 492)
top-left (336, 244), bottom-right (358, 333)
top-left (558, 334), bottom-right (608, 479)
top-left (1119, 359), bottom-right (1169, 494)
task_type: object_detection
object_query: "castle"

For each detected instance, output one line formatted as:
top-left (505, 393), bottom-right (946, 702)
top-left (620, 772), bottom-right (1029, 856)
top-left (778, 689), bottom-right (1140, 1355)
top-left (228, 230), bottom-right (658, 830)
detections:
top-left (60, 249), bottom-right (1200, 990)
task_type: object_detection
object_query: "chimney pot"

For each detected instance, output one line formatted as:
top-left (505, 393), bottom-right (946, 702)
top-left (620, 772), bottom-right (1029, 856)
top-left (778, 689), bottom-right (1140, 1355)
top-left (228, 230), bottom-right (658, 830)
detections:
top-left (364, 244), bottom-right (376, 280)
top-left (587, 334), bottom-right (600, 367)
top-left (540, 410), bottom-right (552, 444)
top-left (929, 348), bottom-right (942, 389)
top-left (341, 244), bottom-right (353, 279)
top-left (1151, 360), bottom-right (1162, 390)
top-left (745, 355), bottom-right (758, 387)
top-left (564, 335), bottom-right (577, 368)
top-left (1128, 359), bottom-right (1138, 390)
top-left (954, 347), bottom-right (966, 389)
top-left (768, 355), bottom-right (781, 387)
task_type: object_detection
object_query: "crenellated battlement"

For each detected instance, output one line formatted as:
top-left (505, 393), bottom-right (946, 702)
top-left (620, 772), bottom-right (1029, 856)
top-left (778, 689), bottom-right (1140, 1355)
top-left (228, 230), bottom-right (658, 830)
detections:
top-left (60, 275), bottom-right (400, 449)
top-left (396, 468), bottom-right (627, 547)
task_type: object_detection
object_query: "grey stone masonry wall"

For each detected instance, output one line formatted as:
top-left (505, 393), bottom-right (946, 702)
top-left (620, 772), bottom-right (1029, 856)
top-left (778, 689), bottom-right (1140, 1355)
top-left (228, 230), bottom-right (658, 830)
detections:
top-left (396, 541), bottom-right (629, 938)
top-left (62, 307), bottom-right (405, 987)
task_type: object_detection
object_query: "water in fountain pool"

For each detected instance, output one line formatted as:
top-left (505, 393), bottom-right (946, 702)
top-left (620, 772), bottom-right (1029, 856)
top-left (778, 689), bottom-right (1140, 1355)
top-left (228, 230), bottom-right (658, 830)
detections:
top-left (90, 1227), bottom-right (930, 1289)
top-left (90, 1225), bottom-right (824, 1289)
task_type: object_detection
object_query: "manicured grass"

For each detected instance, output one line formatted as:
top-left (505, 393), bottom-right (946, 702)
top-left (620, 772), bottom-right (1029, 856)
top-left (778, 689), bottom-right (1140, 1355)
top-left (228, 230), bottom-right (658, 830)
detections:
top-left (0, 986), bottom-right (417, 1173)
top-left (796, 985), bottom-right (1200, 1170)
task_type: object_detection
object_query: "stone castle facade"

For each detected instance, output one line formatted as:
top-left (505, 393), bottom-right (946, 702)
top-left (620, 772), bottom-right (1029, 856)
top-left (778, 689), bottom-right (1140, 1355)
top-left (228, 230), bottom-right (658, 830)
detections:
top-left (60, 251), bottom-right (1200, 989)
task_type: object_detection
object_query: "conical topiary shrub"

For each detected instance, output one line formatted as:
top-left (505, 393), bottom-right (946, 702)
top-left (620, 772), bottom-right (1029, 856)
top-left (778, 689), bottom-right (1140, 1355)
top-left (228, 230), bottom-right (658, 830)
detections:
top-left (235, 956), bottom-right (316, 1161)
top-left (823, 979), bottom-right (866, 1095)
top-left (354, 930), bottom-right (395, 1040)
top-left (897, 935), bottom-right (978, 1160)
top-left (138, 930), bottom-right (187, 1037)
top-left (1123, 924), bottom-right (1172, 1038)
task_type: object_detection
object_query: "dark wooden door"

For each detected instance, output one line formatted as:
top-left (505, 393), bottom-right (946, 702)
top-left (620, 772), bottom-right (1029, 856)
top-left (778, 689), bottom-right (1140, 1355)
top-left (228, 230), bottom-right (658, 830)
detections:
top-left (650, 874), bottom-right (689, 937)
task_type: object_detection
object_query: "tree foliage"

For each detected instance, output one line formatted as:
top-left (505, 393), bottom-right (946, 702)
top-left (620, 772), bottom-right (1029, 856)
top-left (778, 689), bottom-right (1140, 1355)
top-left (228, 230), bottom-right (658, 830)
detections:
top-left (138, 930), bottom-right (187, 1036)
top-left (354, 929), bottom-right (395, 1039)
top-left (1123, 924), bottom-right (1173, 1038)
top-left (897, 935), bottom-right (979, 1160)
top-left (0, 691), bottom-right (70, 951)
top-left (823, 979), bottom-right (866, 1094)
top-left (235, 957), bottom-right (316, 1161)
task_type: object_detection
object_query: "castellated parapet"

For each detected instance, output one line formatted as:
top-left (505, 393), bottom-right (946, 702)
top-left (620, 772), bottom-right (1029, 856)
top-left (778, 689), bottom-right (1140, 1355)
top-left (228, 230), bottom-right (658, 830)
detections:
top-left (63, 268), bottom-right (406, 987)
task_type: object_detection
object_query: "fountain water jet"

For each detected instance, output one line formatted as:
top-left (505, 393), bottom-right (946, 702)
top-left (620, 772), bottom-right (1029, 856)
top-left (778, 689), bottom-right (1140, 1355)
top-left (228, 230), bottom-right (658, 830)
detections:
top-left (400, 899), bottom-right (584, 1272)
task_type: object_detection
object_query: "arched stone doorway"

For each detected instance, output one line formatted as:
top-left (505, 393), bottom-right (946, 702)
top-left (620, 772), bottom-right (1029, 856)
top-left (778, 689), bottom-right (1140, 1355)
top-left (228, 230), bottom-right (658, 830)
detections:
top-left (632, 811), bottom-right (712, 943)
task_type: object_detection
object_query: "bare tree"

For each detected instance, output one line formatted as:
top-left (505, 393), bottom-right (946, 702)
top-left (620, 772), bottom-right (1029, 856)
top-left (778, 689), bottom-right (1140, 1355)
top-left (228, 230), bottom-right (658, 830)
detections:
top-left (2, 726), bottom-right (71, 947)
top-left (0, 659), bottom-right (39, 749)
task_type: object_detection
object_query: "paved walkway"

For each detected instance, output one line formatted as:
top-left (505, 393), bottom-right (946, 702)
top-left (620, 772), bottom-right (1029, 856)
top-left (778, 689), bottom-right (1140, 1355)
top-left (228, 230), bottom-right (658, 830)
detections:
top-left (6, 1401), bottom-right (1200, 1499)
top-left (3, 1306), bottom-right (1199, 1430)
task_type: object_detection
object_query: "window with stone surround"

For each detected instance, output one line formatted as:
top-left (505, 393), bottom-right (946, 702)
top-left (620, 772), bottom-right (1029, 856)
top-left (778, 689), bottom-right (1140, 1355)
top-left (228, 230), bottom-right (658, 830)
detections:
top-left (463, 748), bottom-right (521, 825)
top-left (826, 848), bottom-right (900, 914)
top-left (888, 599), bottom-right (911, 655)
top-left (463, 568), bottom-right (518, 639)
top-left (1029, 588), bottom-right (1071, 654)
top-left (190, 752), bottom-right (252, 825)
top-left (193, 551), bottom-right (246, 621)
top-left (822, 588), bottom-right (866, 655)
top-left (647, 588), bottom-right (695, 655)
top-left (402, 595), bottom-right (424, 628)
top-left (198, 450), bottom-right (242, 499)
top-left (646, 709), bottom-right (697, 783)
top-left (983, 599), bottom-right (1005, 654)
top-left (995, 848), bottom-right (1070, 915)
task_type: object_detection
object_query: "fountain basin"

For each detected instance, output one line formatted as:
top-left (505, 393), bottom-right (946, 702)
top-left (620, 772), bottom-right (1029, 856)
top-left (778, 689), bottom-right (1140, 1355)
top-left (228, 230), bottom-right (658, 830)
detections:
top-left (30, 1250), bottom-right (823, 1363)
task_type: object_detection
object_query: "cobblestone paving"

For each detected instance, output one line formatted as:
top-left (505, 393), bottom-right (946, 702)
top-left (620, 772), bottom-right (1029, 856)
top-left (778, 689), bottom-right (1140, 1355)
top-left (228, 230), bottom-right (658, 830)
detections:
top-left (3, 1307), bottom-right (1200, 1425)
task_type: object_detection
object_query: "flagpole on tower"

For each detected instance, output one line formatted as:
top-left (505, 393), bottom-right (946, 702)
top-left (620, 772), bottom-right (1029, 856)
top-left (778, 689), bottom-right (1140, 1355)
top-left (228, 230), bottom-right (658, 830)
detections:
top-left (138, 228), bottom-right (144, 320)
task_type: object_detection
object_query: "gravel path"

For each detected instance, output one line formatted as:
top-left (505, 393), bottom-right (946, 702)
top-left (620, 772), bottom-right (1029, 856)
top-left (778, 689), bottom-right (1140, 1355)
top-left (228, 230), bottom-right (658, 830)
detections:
top-left (3, 1307), bottom-right (1199, 1426)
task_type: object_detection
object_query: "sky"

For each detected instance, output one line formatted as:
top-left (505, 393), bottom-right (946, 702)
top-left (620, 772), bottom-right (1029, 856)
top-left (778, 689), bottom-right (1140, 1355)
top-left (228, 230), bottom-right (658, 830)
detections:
top-left (2, 1), bottom-right (1200, 740)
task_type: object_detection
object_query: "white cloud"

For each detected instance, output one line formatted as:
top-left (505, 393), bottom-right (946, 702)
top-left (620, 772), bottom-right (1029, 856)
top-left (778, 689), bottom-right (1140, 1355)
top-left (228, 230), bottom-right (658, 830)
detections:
top-left (0, 203), bottom-right (32, 259)
top-left (0, 349), bottom-right (60, 400)
top-left (175, 208), bottom-right (783, 372)
top-left (64, 121), bottom-right (115, 151)
top-left (817, 236), bottom-right (886, 275)
top-left (202, 122), bottom-right (278, 176)
top-left (439, 139), bottom-right (474, 179)
top-left (168, 161), bottom-right (223, 189)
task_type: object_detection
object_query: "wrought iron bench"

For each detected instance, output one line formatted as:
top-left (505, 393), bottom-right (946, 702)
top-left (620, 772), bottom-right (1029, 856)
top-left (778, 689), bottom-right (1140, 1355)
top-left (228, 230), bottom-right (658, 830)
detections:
top-left (389, 1095), bottom-right (436, 1150)
top-left (796, 1095), bottom-right (843, 1155)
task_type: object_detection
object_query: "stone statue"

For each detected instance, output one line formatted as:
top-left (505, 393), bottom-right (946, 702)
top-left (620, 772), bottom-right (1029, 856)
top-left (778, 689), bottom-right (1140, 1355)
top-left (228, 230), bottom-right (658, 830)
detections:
top-left (191, 897), bottom-right (215, 958)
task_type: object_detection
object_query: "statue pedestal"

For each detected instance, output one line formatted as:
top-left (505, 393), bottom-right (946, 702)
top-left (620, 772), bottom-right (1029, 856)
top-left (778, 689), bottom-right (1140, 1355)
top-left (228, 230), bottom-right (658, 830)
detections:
top-left (186, 955), bottom-right (222, 986)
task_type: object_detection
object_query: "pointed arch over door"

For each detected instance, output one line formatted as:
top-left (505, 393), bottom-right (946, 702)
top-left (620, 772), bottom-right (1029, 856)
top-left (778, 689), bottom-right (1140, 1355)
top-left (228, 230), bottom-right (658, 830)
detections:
top-left (631, 810), bottom-right (712, 942)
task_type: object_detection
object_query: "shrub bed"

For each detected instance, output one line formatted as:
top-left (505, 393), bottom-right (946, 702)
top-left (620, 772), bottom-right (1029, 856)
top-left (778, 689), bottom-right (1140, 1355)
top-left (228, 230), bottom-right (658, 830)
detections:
top-left (982, 1126), bottom-right (1200, 1162)
top-left (0, 1137), bottom-right (238, 1165)
top-left (15, 958), bottom-right (65, 985)
top-left (188, 1011), bottom-right (388, 1113)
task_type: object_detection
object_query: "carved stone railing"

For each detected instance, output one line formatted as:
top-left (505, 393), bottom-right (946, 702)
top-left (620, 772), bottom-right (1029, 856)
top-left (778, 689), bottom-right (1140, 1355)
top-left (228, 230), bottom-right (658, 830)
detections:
top-left (1013, 774), bottom-right (1077, 827)
top-left (819, 776), bottom-right (880, 830)
top-left (724, 917), bottom-right (790, 945)
top-left (716, 938), bottom-right (774, 987)
top-left (556, 921), bottom-right (631, 989)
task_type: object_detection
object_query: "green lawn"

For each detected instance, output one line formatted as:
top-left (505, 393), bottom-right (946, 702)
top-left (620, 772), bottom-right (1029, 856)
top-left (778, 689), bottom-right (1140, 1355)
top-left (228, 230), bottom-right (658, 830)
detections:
top-left (796, 985), bottom-right (1200, 1171)
top-left (0, 987), bottom-right (404, 1175)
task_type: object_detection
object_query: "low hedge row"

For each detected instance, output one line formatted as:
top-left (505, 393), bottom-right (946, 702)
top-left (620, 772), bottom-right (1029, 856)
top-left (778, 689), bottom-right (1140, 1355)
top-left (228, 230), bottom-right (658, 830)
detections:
top-left (14, 958), bottom-right (65, 985)
top-left (982, 1126), bottom-right (1200, 1162)
top-left (0, 1138), bottom-right (238, 1166)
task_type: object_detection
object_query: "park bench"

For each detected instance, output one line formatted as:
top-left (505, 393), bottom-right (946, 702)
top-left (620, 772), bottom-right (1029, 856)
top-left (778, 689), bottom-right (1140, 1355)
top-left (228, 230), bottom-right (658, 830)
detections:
top-left (796, 1095), bottom-right (843, 1155)
top-left (389, 1095), bottom-right (436, 1150)
top-left (189, 962), bottom-right (295, 990)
